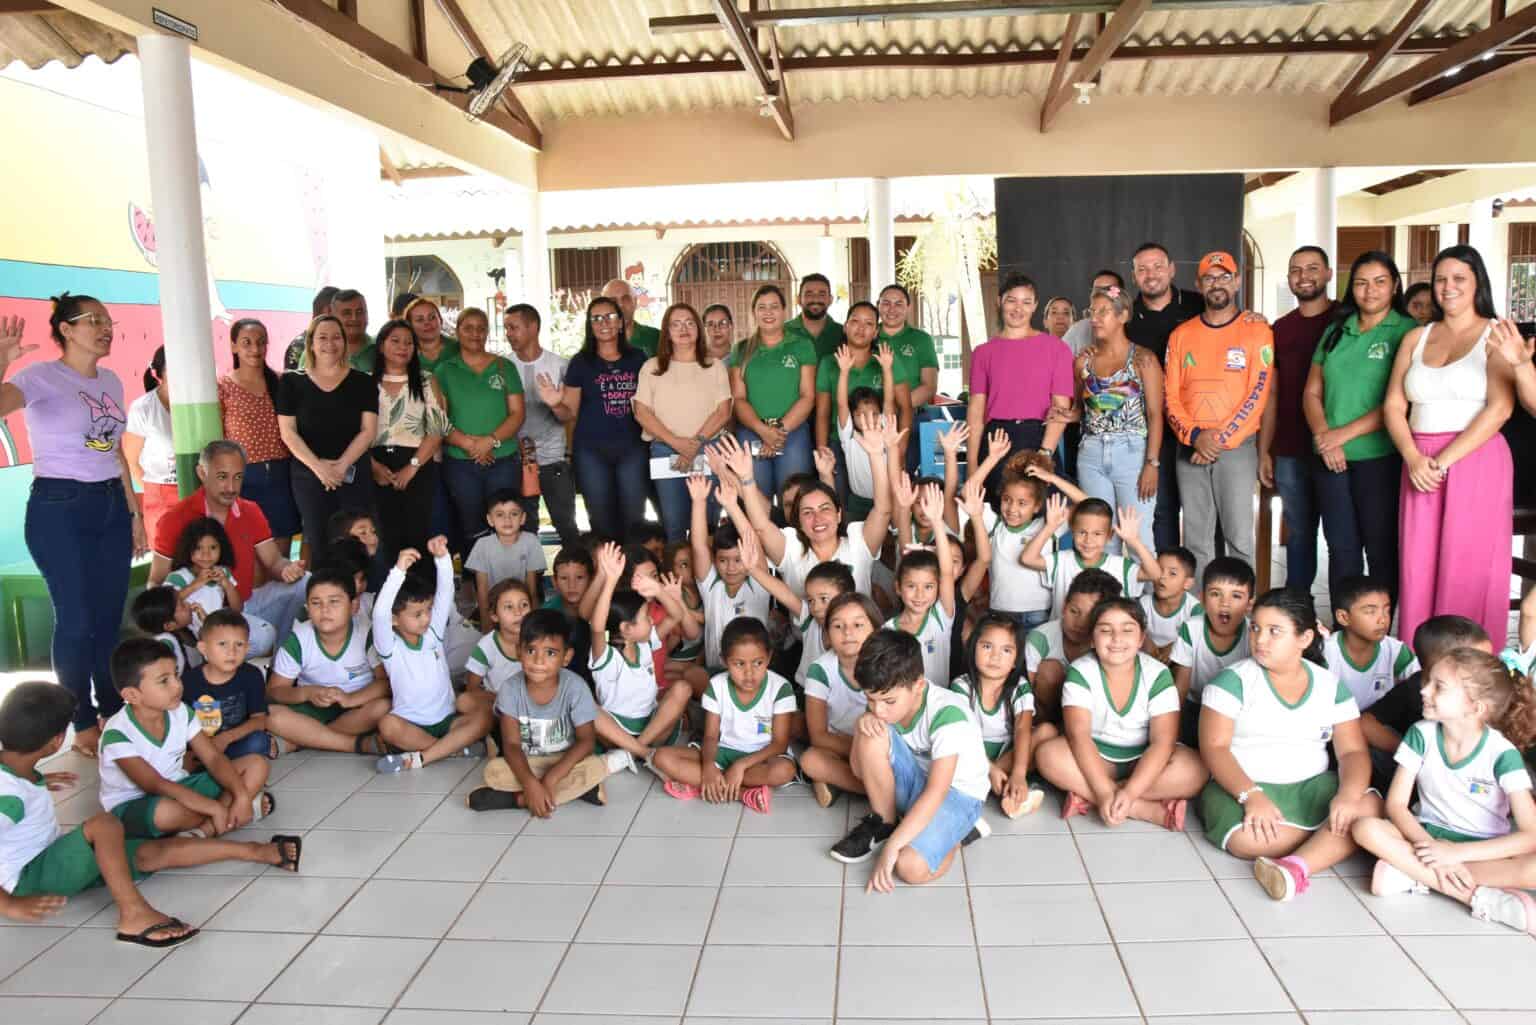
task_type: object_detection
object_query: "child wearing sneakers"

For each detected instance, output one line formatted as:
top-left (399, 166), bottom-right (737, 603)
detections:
top-left (951, 613), bottom-right (1047, 819)
top-left (467, 610), bottom-right (632, 815)
top-left (1021, 493), bottom-right (1158, 618)
top-left (1140, 545), bottom-right (1202, 661)
top-left (0, 681), bottom-right (299, 947)
top-left (1324, 575), bottom-right (1418, 713)
top-left (373, 538), bottom-right (494, 772)
top-left (1025, 569), bottom-right (1123, 724)
top-left (801, 593), bottom-right (883, 806)
top-left (653, 617), bottom-right (798, 813)
top-left (587, 543), bottom-right (693, 766)
top-left (1171, 556), bottom-right (1255, 748)
top-left (1353, 648), bottom-right (1536, 932)
top-left (1035, 598), bottom-right (1207, 830)
top-left (99, 639), bottom-right (273, 839)
top-left (832, 629), bottom-right (990, 889)
top-left (464, 578), bottom-right (534, 707)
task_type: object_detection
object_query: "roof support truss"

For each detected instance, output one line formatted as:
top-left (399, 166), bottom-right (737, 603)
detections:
top-left (1039, 0), bottom-right (1151, 131)
top-left (432, 0), bottom-right (541, 145)
top-left (1329, 0), bottom-right (1434, 123)
top-left (711, 0), bottom-right (795, 140)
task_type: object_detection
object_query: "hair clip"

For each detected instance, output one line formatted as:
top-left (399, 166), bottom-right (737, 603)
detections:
top-left (1498, 649), bottom-right (1527, 678)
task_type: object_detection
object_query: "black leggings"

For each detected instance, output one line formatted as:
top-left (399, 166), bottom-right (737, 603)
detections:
top-left (983, 418), bottom-right (1044, 503)
top-left (290, 457), bottom-right (373, 557)
top-left (371, 446), bottom-right (439, 562)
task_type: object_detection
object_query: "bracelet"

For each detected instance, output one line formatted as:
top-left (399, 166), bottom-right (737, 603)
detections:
top-left (1236, 785), bottom-right (1261, 805)
top-left (736, 474), bottom-right (753, 486)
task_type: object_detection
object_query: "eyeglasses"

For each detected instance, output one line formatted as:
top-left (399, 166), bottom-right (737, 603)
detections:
top-left (67, 313), bottom-right (115, 331)
top-left (590, 313), bottom-right (622, 324)
top-left (1199, 272), bottom-right (1235, 286)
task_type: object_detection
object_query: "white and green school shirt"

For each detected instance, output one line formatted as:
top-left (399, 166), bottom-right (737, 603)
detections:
top-left (1396, 721), bottom-right (1533, 841)
top-left (700, 567), bottom-right (770, 669)
top-left (1171, 617), bottom-right (1250, 700)
top-left (892, 683), bottom-right (991, 801)
top-left (1140, 592), bottom-right (1203, 651)
top-left (1024, 619), bottom-right (1068, 679)
top-left (774, 523), bottom-right (876, 599)
top-left (98, 704), bottom-right (198, 812)
top-left (793, 608), bottom-right (827, 687)
top-left (591, 628), bottom-right (662, 732)
top-left (0, 765), bottom-right (59, 893)
top-left (274, 620), bottom-right (379, 695)
top-left (988, 514), bottom-right (1055, 616)
top-left (885, 604), bottom-right (955, 688)
top-left (950, 673), bottom-right (1034, 760)
top-left (1323, 633), bottom-right (1418, 712)
top-left (465, 632), bottom-right (521, 697)
top-left (1062, 653), bottom-right (1180, 762)
top-left (166, 567), bottom-right (237, 623)
top-left (702, 670), bottom-right (797, 756)
top-left (803, 649), bottom-right (866, 737)
top-left (1505, 639), bottom-right (1536, 678)
top-left (373, 553), bottom-right (457, 727)
top-left (1200, 658), bottom-right (1359, 785)
top-left (1046, 550), bottom-right (1141, 619)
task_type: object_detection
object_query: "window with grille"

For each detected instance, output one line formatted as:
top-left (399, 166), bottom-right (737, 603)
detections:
top-left (668, 242), bottom-right (795, 333)
top-left (552, 247), bottom-right (619, 312)
top-left (1510, 223), bottom-right (1536, 323)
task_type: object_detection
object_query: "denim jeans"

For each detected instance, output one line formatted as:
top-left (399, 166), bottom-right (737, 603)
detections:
top-left (239, 458), bottom-right (301, 540)
top-left (1271, 454), bottom-right (1321, 596)
top-left (518, 460), bottom-right (582, 548)
top-left (442, 454), bottom-right (521, 546)
top-left (738, 422), bottom-right (813, 498)
top-left (1313, 452), bottom-right (1402, 606)
top-left (651, 440), bottom-right (719, 542)
top-left (1152, 430), bottom-right (1182, 551)
top-left (289, 458), bottom-right (373, 561)
top-left (246, 578), bottom-right (307, 648)
top-left (574, 440), bottom-right (650, 541)
top-left (1077, 432), bottom-right (1155, 553)
top-left (25, 478), bottom-right (132, 730)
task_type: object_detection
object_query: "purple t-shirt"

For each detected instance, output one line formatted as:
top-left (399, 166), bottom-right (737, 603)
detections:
top-left (970, 333), bottom-right (1074, 420)
top-left (13, 360), bottom-right (127, 482)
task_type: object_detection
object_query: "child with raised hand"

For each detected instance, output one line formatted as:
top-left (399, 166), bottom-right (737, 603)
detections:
top-left (579, 541), bottom-right (701, 685)
top-left (131, 585), bottom-right (203, 678)
top-left (689, 472), bottom-right (771, 683)
top-left (801, 593), bottom-right (882, 807)
top-left (372, 537), bottom-right (494, 773)
top-left (653, 617), bottom-right (798, 813)
top-left (1, 681), bottom-right (299, 947)
top-left (1324, 574), bottom-right (1418, 713)
top-left (182, 610), bottom-right (272, 763)
top-left (467, 489), bottom-right (547, 627)
top-left (1036, 599), bottom-right (1207, 829)
top-left (464, 578), bottom-right (534, 709)
top-left (1140, 545), bottom-right (1202, 661)
top-left (1353, 648), bottom-right (1536, 931)
top-left (1171, 556), bottom-right (1255, 747)
top-left (951, 613), bottom-right (1047, 819)
top-left (1025, 569), bottom-right (1123, 725)
top-left (1022, 492), bottom-right (1158, 618)
top-left (885, 483), bottom-right (958, 689)
top-left (938, 426), bottom-right (1012, 536)
top-left (588, 542), bottom-right (692, 770)
top-left (99, 638), bottom-right (274, 839)
top-left (661, 541), bottom-right (706, 678)
top-left (1198, 588), bottom-right (1383, 903)
top-left (835, 342), bottom-right (897, 521)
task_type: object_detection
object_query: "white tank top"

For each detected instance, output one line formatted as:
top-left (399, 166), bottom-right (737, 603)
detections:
top-left (1403, 322), bottom-right (1490, 434)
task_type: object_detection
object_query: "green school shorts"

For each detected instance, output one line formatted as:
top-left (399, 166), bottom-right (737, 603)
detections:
top-left (12, 824), bottom-right (150, 897)
top-left (111, 770), bottom-right (223, 838)
top-left (288, 701), bottom-right (344, 724)
top-left (1200, 772), bottom-right (1339, 851)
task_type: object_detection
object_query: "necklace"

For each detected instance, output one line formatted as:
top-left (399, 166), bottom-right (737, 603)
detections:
top-left (382, 374), bottom-right (409, 383)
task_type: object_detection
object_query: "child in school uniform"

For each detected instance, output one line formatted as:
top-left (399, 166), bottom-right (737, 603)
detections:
top-left (951, 612), bottom-right (1047, 819)
top-left (98, 638), bottom-right (273, 839)
top-left (373, 537), bottom-right (494, 772)
top-left (580, 543), bottom-right (701, 688)
top-left (662, 540), bottom-right (706, 684)
top-left (654, 617), bottom-right (798, 813)
top-left (466, 489), bottom-right (548, 627)
top-left (884, 483), bottom-right (959, 689)
top-left (1140, 545), bottom-right (1202, 661)
top-left (1352, 648), bottom-right (1536, 932)
top-left (0, 681), bottom-right (299, 947)
top-left (1171, 556), bottom-right (1255, 748)
top-left (831, 629), bottom-right (991, 886)
top-left (465, 578), bottom-right (534, 709)
top-left (1364, 616), bottom-right (1492, 756)
top-left (1035, 598), bottom-right (1207, 829)
top-left (131, 586), bottom-right (204, 678)
top-left (1324, 574), bottom-right (1418, 713)
top-left (1025, 569), bottom-right (1124, 725)
top-left (543, 546), bottom-right (597, 690)
top-left (832, 342), bottom-right (897, 521)
top-left (688, 474), bottom-right (772, 686)
top-left (181, 610), bottom-right (272, 763)
top-left (800, 593), bottom-right (882, 806)
top-left (467, 610), bottom-right (633, 814)
top-left (164, 517), bottom-right (269, 651)
top-left (1021, 493), bottom-right (1159, 618)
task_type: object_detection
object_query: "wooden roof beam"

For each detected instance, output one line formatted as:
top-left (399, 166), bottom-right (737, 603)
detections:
top-left (1330, 2), bottom-right (1536, 124)
top-left (1042, 13), bottom-right (1085, 120)
top-left (432, 0), bottom-right (541, 146)
top-left (1330, 0), bottom-right (1435, 120)
top-left (711, 0), bottom-right (795, 140)
top-left (1039, 0), bottom-right (1152, 132)
top-left (380, 147), bottom-right (403, 186)
top-left (1407, 50), bottom-right (1530, 105)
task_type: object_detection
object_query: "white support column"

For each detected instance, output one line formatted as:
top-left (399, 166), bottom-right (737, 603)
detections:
top-left (867, 177), bottom-right (894, 299)
top-left (138, 33), bottom-right (218, 495)
top-left (521, 189), bottom-right (550, 324)
top-left (1294, 167), bottom-right (1338, 279)
top-left (817, 235), bottom-right (841, 318)
top-left (1439, 221), bottom-right (1461, 252)
top-left (1467, 200), bottom-right (1507, 314)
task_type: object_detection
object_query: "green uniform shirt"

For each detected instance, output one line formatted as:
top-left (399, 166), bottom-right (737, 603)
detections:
top-left (879, 325), bottom-right (938, 393)
top-left (417, 337), bottom-right (460, 375)
top-left (348, 342), bottom-right (377, 373)
top-left (814, 352), bottom-right (893, 398)
top-left (731, 335), bottom-right (817, 421)
top-left (786, 315), bottom-right (845, 361)
top-left (1311, 308), bottom-right (1416, 461)
top-left (436, 353), bottom-right (524, 460)
top-left (628, 322), bottom-right (660, 357)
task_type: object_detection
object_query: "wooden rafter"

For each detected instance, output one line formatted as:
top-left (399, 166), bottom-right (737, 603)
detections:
top-left (711, 0), bottom-right (795, 140)
top-left (1408, 50), bottom-right (1529, 104)
top-left (1039, 0), bottom-right (1152, 131)
top-left (1043, 13), bottom-right (1085, 115)
top-left (1330, 2), bottom-right (1536, 124)
top-left (1329, 0), bottom-right (1434, 122)
top-left (408, 0), bottom-right (427, 63)
top-left (431, 0), bottom-right (540, 142)
top-left (379, 147), bottom-right (403, 186)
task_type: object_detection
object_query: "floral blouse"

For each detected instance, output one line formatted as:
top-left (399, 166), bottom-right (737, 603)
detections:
top-left (375, 372), bottom-right (450, 449)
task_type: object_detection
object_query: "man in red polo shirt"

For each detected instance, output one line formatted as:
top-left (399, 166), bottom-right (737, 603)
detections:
top-left (148, 439), bottom-right (308, 654)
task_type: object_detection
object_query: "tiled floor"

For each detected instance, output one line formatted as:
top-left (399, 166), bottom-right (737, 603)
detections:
top-left (4, 748), bottom-right (1533, 1024)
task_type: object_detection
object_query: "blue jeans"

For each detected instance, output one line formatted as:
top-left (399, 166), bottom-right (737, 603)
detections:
top-left (887, 726), bottom-right (984, 873)
top-left (737, 422), bottom-right (813, 499)
top-left (1077, 433), bottom-right (1155, 553)
top-left (1313, 452), bottom-right (1402, 606)
top-left (1272, 454), bottom-right (1321, 596)
top-left (239, 458), bottom-right (300, 540)
top-left (25, 478), bottom-right (133, 730)
top-left (651, 440), bottom-right (719, 543)
top-left (442, 454), bottom-right (522, 546)
top-left (995, 608), bottom-right (1050, 630)
top-left (574, 440), bottom-right (650, 541)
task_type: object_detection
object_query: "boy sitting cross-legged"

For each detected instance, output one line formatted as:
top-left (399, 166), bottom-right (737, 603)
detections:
top-left (0, 681), bottom-right (300, 947)
top-left (373, 537), bottom-right (494, 772)
top-left (832, 629), bottom-right (991, 889)
top-left (467, 609), bottom-right (634, 815)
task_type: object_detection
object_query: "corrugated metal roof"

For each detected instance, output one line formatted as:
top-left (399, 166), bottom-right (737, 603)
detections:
top-left (0, 9), bottom-right (135, 70)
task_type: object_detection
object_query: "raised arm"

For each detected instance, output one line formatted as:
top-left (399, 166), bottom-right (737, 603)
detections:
top-left (426, 537), bottom-right (454, 638)
top-left (936, 422), bottom-right (969, 535)
top-left (737, 523), bottom-right (802, 618)
top-left (0, 316), bottom-right (37, 420)
top-left (856, 412), bottom-right (900, 553)
top-left (918, 483), bottom-right (956, 619)
top-left (686, 474), bottom-right (714, 585)
top-left (958, 475), bottom-right (991, 602)
top-left (1024, 462), bottom-right (1087, 504)
top-left (1020, 494), bottom-right (1069, 572)
top-left (587, 542), bottom-right (625, 663)
top-left (708, 435), bottom-right (785, 563)
top-left (374, 548), bottom-right (417, 659)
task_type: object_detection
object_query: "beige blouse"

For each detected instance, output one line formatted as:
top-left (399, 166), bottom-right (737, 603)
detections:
top-left (375, 372), bottom-right (450, 448)
top-left (633, 357), bottom-right (732, 441)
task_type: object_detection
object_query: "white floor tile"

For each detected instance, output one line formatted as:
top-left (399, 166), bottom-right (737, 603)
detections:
top-left (450, 883), bottom-right (596, 942)
top-left (418, 795), bottom-right (530, 835)
top-left (86, 874), bottom-right (252, 929)
top-left (1259, 935), bottom-right (1451, 1011)
top-left (262, 935), bottom-right (436, 1007)
top-left (0, 928), bottom-right (169, 997)
top-left (707, 886), bottom-right (841, 946)
top-left (0, 926), bottom-right (70, 981)
top-left (984, 789), bottom-right (1070, 835)
top-left (687, 944), bottom-right (835, 1018)
top-left (839, 946), bottom-right (985, 1019)
top-left (962, 834), bottom-right (1086, 886)
top-left (279, 755), bottom-right (379, 791)
top-left (0, 996), bottom-right (109, 1023)
top-left (840, 884), bottom-right (974, 945)
top-left (325, 878), bottom-right (478, 938)
top-left (577, 885), bottom-right (718, 944)
top-left (721, 836), bottom-right (846, 887)
top-left (398, 939), bottom-right (565, 1013)
top-left (257, 788), bottom-right (352, 831)
top-left (239, 1006), bottom-right (386, 1025)
top-left (540, 942), bottom-right (700, 1016)
top-left (1218, 875), bottom-right (1384, 937)
top-left (128, 930), bottom-right (308, 1002)
top-left (204, 875), bottom-right (361, 933)
top-left (1075, 831), bottom-right (1209, 883)
top-left (1345, 875), bottom-right (1514, 936)
top-left (736, 796), bottom-right (845, 836)
top-left (489, 835), bottom-right (622, 884)
top-left (605, 835), bottom-right (732, 886)
top-left (375, 834), bottom-right (512, 882)
top-left (318, 793), bottom-right (444, 831)
top-left (1304, 1013), bottom-right (1461, 1025)
top-left (1096, 879), bottom-right (1247, 943)
top-left (387, 1011), bottom-right (530, 1024)
top-left (93, 998), bottom-right (245, 1025)
top-left (1397, 935), bottom-right (1536, 1010)
top-left (980, 944), bottom-right (1139, 1019)
top-left (360, 757), bottom-right (478, 794)
top-left (971, 884), bottom-right (1110, 946)
top-left (283, 829), bottom-right (407, 878)
top-left (1118, 938), bottom-right (1292, 1016)
top-left (627, 793), bottom-right (742, 838)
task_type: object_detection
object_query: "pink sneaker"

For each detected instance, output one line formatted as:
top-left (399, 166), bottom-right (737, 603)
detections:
top-left (1255, 855), bottom-right (1310, 902)
top-left (664, 780), bottom-right (701, 801)
top-left (740, 785), bottom-right (772, 814)
top-left (1062, 793), bottom-right (1092, 820)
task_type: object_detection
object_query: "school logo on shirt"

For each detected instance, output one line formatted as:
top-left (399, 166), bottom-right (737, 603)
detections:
top-left (1318, 725), bottom-right (1334, 743)
top-left (1468, 778), bottom-right (1495, 796)
top-left (926, 639), bottom-right (937, 655)
top-left (1372, 674), bottom-right (1391, 692)
top-left (1259, 345), bottom-right (1274, 367)
top-left (489, 374), bottom-right (505, 391)
top-left (1366, 341), bottom-right (1388, 360)
top-left (1183, 352), bottom-right (1197, 368)
top-left (781, 354), bottom-right (797, 369)
top-left (1225, 347), bottom-right (1248, 372)
top-left (754, 715), bottom-right (773, 735)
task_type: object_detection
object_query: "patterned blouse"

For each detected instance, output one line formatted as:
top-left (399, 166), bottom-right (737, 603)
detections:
top-left (375, 372), bottom-right (450, 449)
top-left (217, 375), bottom-right (290, 463)
top-left (1081, 344), bottom-right (1148, 437)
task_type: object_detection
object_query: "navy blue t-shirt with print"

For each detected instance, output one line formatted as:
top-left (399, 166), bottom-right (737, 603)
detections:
top-left (181, 663), bottom-right (268, 738)
top-left (563, 348), bottom-right (646, 448)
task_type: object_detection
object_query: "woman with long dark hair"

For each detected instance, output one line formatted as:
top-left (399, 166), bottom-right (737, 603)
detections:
top-left (1384, 246), bottom-right (1520, 644)
top-left (371, 317), bottom-right (450, 559)
top-left (219, 318), bottom-right (301, 544)
top-left (730, 284), bottom-right (818, 496)
top-left (124, 344), bottom-right (178, 542)
top-left (1301, 251), bottom-right (1417, 603)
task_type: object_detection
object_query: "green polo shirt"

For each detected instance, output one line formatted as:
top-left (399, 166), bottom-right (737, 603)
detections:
top-left (1312, 308), bottom-right (1416, 461)
top-left (347, 342), bottom-right (377, 373)
top-left (730, 335), bottom-right (818, 421)
top-left (436, 352), bottom-right (524, 460)
top-left (786, 315), bottom-right (845, 361)
top-left (814, 352), bottom-right (898, 398)
top-left (418, 336), bottom-right (460, 375)
top-left (628, 322), bottom-right (660, 357)
top-left (879, 325), bottom-right (939, 392)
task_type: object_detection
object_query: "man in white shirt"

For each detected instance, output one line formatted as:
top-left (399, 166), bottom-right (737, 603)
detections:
top-left (505, 304), bottom-right (581, 546)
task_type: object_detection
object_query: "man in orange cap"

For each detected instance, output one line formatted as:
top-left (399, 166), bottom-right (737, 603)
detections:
top-left (1163, 250), bottom-right (1274, 578)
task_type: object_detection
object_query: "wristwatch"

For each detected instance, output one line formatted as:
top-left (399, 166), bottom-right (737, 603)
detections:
top-left (492, 437), bottom-right (503, 449)
top-left (1146, 458), bottom-right (1161, 468)
top-left (409, 457), bottom-right (421, 468)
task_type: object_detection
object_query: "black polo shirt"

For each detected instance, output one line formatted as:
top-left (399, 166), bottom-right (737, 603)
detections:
top-left (1128, 288), bottom-right (1205, 364)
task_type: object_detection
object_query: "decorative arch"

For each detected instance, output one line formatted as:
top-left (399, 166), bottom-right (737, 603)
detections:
top-left (386, 254), bottom-right (464, 316)
top-left (1242, 229), bottom-right (1264, 314)
top-left (668, 240), bottom-right (796, 334)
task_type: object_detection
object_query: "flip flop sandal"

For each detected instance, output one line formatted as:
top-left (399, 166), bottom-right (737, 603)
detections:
top-left (740, 785), bottom-right (772, 814)
top-left (117, 918), bottom-right (199, 948)
top-left (1003, 788), bottom-right (1045, 820)
top-left (251, 790), bottom-right (275, 823)
top-left (1062, 793), bottom-right (1092, 820)
top-left (1162, 798), bottom-right (1187, 832)
top-left (664, 780), bottom-right (701, 801)
top-left (272, 834), bottom-right (303, 872)
top-left (353, 731), bottom-right (385, 756)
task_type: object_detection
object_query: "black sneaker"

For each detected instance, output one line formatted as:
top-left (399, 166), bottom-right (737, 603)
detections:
top-left (466, 787), bottom-right (521, 812)
top-left (578, 782), bottom-right (607, 806)
top-left (961, 816), bottom-right (993, 847)
top-left (830, 813), bottom-right (895, 864)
